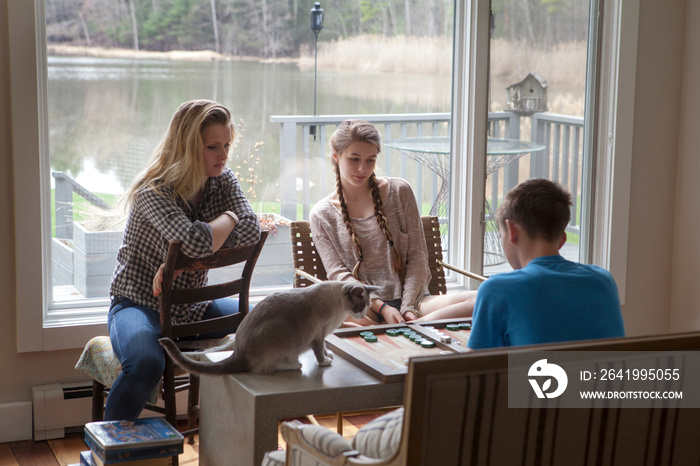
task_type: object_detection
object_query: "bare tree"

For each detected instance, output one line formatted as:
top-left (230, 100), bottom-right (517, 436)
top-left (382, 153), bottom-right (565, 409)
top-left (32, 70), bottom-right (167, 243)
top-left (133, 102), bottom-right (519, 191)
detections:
top-left (210, 0), bottom-right (220, 52)
top-left (404, 0), bottom-right (411, 35)
top-left (78, 9), bottom-right (92, 46)
top-left (128, 0), bottom-right (139, 50)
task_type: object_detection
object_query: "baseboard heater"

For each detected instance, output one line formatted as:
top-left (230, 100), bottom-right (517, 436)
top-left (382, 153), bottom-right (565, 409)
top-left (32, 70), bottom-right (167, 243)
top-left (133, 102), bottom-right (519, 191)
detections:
top-left (31, 378), bottom-right (190, 441)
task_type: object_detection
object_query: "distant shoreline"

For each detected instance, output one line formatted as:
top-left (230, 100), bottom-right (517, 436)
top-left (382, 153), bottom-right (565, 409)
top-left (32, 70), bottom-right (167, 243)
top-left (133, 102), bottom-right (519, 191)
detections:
top-left (47, 44), bottom-right (299, 65)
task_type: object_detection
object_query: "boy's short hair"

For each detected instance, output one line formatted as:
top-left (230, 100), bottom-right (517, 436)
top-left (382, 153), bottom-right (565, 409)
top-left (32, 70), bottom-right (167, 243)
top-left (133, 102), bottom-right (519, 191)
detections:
top-left (496, 178), bottom-right (572, 242)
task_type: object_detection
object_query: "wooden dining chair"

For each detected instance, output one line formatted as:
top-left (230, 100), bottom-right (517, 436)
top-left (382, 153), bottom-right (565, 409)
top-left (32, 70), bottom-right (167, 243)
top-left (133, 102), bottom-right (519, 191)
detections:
top-left (76, 231), bottom-right (268, 453)
top-left (157, 231), bottom-right (268, 440)
top-left (290, 216), bottom-right (485, 290)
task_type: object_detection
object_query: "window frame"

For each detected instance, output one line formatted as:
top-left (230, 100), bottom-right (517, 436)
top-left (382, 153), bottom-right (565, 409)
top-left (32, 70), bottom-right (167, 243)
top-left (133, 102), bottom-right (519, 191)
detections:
top-left (11, 0), bottom-right (637, 352)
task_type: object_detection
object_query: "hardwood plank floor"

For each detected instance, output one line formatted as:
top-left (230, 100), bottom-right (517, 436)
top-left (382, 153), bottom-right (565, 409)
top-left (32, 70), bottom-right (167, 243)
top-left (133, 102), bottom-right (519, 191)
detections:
top-left (0, 442), bottom-right (20, 466)
top-left (3, 431), bottom-right (199, 466)
top-left (0, 411), bottom-right (387, 465)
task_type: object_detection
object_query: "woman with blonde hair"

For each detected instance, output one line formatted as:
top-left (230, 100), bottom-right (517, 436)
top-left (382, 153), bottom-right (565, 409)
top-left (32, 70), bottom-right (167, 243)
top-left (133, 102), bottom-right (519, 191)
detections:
top-left (106, 99), bottom-right (261, 420)
top-left (310, 119), bottom-right (476, 326)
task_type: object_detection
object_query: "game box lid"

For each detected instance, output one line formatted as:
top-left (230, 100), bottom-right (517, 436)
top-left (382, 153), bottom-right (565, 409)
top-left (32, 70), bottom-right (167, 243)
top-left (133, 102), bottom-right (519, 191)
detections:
top-left (84, 417), bottom-right (183, 452)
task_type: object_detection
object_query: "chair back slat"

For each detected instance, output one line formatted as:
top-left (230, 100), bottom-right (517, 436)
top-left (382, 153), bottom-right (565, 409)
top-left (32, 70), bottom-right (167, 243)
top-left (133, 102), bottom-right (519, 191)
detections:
top-left (421, 216), bottom-right (447, 295)
top-left (174, 244), bottom-right (265, 271)
top-left (171, 280), bottom-right (247, 308)
top-left (291, 221), bottom-right (328, 287)
top-left (161, 230), bottom-right (269, 339)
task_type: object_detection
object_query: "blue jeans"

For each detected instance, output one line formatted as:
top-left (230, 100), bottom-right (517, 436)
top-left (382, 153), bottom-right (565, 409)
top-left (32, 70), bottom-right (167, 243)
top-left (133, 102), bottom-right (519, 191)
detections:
top-left (104, 296), bottom-right (247, 421)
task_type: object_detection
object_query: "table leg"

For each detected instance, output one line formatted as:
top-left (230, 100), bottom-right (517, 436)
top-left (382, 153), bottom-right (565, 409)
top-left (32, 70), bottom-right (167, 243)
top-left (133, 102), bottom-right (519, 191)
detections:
top-left (199, 375), bottom-right (277, 466)
top-left (198, 353), bottom-right (404, 466)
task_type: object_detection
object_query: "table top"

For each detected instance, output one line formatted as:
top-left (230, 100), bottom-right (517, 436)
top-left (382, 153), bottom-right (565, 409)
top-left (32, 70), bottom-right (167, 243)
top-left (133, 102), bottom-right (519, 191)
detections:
top-left (205, 349), bottom-right (403, 397)
top-left (384, 136), bottom-right (545, 155)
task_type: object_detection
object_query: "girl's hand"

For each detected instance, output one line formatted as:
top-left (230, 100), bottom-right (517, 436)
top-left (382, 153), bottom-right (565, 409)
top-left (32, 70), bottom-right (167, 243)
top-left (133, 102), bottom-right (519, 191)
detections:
top-left (340, 320), bottom-right (364, 328)
top-left (403, 311), bottom-right (419, 322)
top-left (153, 264), bottom-right (183, 296)
top-left (381, 304), bottom-right (405, 324)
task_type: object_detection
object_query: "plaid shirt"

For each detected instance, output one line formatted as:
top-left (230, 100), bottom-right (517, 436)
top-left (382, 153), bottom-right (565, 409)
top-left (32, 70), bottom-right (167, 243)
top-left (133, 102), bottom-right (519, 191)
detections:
top-left (110, 168), bottom-right (261, 324)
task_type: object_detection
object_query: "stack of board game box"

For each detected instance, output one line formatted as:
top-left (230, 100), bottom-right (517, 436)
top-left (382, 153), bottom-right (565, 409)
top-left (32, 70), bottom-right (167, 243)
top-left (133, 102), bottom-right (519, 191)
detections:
top-left (79, 417), bottom-right (184, 466)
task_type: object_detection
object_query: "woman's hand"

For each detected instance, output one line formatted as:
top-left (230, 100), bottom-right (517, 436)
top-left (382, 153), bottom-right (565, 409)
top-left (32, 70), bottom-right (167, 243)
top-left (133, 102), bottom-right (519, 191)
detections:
top-left (403, 311), bottom-right (419, 321)
top-left (152, 264), bottom-right (183, 296)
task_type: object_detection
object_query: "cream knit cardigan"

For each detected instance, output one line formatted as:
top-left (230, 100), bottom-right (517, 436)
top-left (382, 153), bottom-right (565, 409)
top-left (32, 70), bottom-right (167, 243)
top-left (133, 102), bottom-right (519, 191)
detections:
top-left (309, 177), bottom-right (430, 315)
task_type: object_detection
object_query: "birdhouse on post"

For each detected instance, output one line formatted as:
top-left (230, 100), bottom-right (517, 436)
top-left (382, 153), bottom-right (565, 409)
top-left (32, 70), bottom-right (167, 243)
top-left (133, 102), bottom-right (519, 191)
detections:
top-left (505, 72), bottom-right (548, 115)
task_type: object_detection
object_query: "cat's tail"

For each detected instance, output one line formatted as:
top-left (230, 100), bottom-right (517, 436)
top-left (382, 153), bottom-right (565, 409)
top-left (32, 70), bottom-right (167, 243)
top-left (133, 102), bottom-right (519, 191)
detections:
top-left (158, 338), bottom-right (245, 375)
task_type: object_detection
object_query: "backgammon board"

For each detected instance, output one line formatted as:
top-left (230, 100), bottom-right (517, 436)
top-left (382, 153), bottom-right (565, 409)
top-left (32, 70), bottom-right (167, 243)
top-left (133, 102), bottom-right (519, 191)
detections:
top-left (325, 318), bottom-right (473, 382)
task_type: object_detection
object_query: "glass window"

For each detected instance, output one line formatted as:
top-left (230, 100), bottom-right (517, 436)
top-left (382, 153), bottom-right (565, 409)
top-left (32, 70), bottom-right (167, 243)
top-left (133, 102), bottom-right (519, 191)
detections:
top-left (483, 0), bottom-right (593, 275)
top-left (43, 1), bottom-right (457, 308)
top-left (10, 0), bottom-right (636, 351)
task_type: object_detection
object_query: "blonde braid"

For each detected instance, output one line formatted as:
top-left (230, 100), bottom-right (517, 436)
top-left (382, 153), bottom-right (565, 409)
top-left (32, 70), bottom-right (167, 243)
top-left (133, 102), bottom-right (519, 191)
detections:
top-left (334, 162), bottom-right (364, 280)
top-left (368, 174), bottom-right (404, 278)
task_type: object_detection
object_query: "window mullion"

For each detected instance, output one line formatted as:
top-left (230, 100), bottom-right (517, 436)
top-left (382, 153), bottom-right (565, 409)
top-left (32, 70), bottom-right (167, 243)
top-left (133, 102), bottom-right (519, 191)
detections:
top-left (450, 0), bottom-right (491, 287)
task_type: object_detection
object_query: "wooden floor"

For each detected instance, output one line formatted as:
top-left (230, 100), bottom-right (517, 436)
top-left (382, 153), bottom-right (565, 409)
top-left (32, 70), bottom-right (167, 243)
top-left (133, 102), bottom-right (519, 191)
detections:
top-left (0, 412), bottom-right (386, 465)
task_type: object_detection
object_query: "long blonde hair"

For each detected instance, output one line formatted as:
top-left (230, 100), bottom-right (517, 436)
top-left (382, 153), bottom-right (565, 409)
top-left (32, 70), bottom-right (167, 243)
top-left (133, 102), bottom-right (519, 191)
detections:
top-left (124, 99), bottom-right (234, 210)
top-left (330, 120), bottom-right (404, 280)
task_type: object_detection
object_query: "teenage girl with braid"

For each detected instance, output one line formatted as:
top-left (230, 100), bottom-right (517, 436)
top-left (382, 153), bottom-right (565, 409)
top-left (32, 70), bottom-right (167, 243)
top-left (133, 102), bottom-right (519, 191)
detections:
top-left (309, 120), bottom-right (477, 326)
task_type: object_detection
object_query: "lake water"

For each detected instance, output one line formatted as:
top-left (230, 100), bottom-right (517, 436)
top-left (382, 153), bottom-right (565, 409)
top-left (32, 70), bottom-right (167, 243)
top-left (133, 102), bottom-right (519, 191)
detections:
top-left (47, 56), bottom-right (453, 198)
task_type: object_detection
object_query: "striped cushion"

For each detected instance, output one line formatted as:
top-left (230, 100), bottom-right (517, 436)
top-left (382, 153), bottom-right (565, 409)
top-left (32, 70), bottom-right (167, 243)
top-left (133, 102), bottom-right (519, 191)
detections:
top-left (351, 407), bottom-right (404, 459)
top-left (297, 422), bottom-right (354, 457)
top-left (261, 449), bottom-right (286, 466)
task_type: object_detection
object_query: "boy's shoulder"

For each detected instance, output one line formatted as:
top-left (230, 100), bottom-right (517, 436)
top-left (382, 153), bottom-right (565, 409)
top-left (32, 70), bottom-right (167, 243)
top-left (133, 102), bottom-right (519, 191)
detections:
top-left (483, 256), bottom-right (612, 289)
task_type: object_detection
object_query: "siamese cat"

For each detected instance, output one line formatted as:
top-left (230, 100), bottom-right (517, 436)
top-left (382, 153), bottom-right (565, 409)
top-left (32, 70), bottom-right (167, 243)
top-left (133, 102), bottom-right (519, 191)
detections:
top-left (159, 281), bottom-right (380, 375)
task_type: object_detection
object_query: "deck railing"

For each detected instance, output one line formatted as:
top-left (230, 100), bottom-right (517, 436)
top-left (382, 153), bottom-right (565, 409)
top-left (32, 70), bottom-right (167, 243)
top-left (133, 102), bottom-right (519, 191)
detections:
top-left (52, 112), bottom-right (584, 239)
top-left (53, 171), bottom-right (111, 239)
top-left (269, 114), bottom-right (452, 221)
top-left (270, 111), bottom-right (584, 234)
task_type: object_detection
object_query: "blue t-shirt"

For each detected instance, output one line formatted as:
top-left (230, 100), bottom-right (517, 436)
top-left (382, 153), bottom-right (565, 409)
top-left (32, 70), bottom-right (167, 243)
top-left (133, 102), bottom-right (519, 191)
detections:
top-left (467, 255), bottom-right (625, 350)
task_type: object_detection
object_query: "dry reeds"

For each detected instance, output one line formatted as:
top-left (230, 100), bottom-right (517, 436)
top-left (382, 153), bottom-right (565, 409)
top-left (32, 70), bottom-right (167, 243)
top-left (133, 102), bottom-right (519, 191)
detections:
top-left (300, 35), bottom-right (452, 75)
top-left (300, 35), bottom-right (588, 116)
top-left (489, 39), bottom-right (587, 89)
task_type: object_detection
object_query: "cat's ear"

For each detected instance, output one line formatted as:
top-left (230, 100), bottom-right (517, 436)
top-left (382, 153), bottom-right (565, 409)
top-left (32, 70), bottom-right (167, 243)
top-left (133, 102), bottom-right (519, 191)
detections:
top-left (343, 284), bottom-right (381, 304)
top-left (346, 284), bottom-right (366, 300)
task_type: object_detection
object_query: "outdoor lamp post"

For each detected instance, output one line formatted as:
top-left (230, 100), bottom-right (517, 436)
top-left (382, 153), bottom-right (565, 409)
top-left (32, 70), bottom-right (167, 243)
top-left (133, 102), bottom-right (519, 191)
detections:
top-left (310, 2), bottom-right (324, 139)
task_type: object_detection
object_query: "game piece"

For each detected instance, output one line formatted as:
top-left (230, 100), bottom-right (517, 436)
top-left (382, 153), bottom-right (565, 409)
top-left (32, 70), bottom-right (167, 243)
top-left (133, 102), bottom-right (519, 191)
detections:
top-left (420, 340), bottom-right (436, 348)
top-left (364, 335), bottom-right (378, 343)
top-left (459, 322), bottom-right (472, 330)
top-left (386, 328), bottom-right (401, 337)
top-left (446, 323), bottom-right (460, 331)
top-left (360, 331), bottom-right (374, 338)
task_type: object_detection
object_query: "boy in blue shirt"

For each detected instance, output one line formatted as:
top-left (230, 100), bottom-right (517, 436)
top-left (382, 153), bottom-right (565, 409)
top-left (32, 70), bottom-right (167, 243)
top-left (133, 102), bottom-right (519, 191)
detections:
top-left (468, 178), bottom-right (625, 350)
